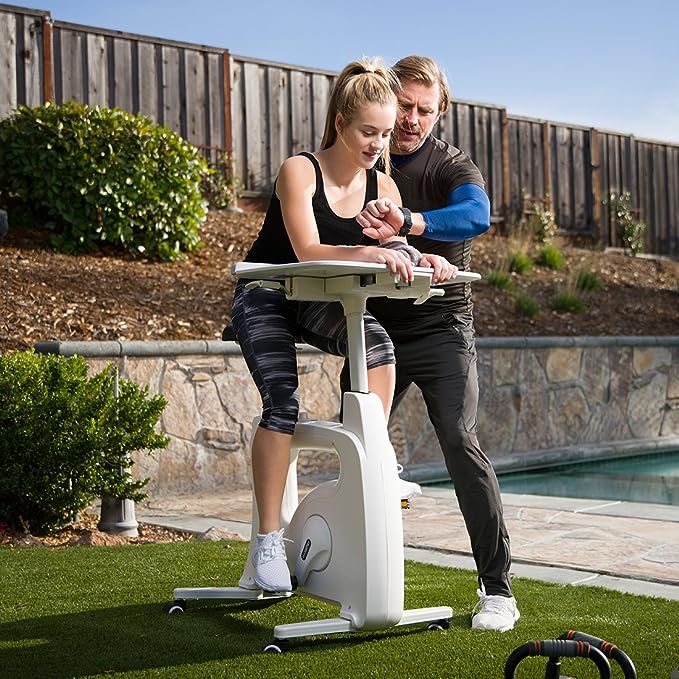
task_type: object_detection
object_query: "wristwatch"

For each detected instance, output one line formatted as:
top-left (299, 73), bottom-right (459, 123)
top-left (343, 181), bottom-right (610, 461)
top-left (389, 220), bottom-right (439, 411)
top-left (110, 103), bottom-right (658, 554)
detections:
top-left (398, 207), bottom-right (413, 237)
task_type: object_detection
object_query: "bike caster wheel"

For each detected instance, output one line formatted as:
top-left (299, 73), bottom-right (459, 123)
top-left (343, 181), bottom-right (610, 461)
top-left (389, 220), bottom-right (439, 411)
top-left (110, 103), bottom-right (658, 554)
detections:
top-left (164, 599), bottom-right (187, 615)
top-left (263, 639), bottom-right (289, 653)
top-left (427, 617), bottom-right (451, 631)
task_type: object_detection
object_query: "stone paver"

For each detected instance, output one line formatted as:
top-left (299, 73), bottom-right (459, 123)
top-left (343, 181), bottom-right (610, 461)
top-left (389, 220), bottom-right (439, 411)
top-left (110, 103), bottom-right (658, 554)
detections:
top-left (138, 484), bottom-right (679, 600)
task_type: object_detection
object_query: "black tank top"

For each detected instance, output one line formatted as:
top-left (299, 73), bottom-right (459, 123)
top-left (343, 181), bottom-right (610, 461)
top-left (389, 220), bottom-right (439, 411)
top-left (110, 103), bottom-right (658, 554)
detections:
top-left (245, 152), bottom-right (378, 264)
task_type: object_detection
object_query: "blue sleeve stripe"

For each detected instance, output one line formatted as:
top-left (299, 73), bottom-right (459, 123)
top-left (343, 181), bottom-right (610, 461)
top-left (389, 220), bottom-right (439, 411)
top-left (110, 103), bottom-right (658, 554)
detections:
top-left (421, 183), bottom-right (491, 241)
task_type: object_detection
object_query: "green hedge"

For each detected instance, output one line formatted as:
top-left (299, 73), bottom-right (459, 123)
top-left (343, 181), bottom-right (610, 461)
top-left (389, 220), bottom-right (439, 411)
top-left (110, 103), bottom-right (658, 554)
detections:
top-left (0, 102), bottom-right (208, 261)
top-left (0, 351), bottom-right (169, 534)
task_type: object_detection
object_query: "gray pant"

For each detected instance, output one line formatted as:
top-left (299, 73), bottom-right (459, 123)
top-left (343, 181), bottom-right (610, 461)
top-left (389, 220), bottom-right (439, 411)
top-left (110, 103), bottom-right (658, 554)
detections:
top-left (343, 309), bottom-right (513, 596)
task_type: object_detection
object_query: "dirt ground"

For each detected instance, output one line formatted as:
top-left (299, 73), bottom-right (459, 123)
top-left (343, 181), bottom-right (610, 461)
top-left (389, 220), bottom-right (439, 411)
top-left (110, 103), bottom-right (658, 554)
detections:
top-left (1, 207), bottom-right (677, 354)
top-left (1, 208), bottom-right (677, 544)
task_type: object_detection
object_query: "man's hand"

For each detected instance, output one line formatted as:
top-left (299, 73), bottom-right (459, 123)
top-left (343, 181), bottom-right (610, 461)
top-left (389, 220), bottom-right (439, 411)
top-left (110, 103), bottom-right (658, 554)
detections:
top-left (356, 198), bottom-right (403, 241)
top-left (418, 254), bottom-right (458, 284)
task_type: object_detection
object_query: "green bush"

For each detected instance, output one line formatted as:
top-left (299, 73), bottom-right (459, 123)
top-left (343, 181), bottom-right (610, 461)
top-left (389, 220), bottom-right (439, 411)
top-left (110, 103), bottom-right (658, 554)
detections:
top-left (0, 102), bottom-right (208, 261)
top-left (603, 191), bottom-right (646, 256)
top-left (551, 291), bottom-right (586, 313)
top-left (515, 294), bottom-right (540, 318)
top-left (508, 249), bottom-right (533, 274)
top-left (201, 152), bottom-right (243, 209)
top-left (576, 268), bottom-right (601, 291)
top-left (486, 269), bottom-right (514, 290)
top-left (0, 351), bottom-right (169, 534)
top-left (537, 243), bottom-right (566, 270)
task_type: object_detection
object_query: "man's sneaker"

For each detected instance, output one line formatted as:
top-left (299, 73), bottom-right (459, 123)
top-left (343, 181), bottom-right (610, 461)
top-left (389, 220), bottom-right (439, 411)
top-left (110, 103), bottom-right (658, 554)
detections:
top-left (397, 464), bottom-right (422, 501)
top-left (471, 589), bottom-right (520, 631)
top-left (252, 528), bottom-right (292, 592)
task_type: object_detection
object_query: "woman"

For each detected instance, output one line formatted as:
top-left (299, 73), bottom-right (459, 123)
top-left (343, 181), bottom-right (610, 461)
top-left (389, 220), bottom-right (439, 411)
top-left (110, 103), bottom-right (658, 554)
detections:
top-left (231, 58), bottom-right (456, 593)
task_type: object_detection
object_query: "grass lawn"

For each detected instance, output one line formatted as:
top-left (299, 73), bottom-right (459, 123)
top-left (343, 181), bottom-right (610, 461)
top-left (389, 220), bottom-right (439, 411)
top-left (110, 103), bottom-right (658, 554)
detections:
top-left (1, 540), bottom-right (677, 678)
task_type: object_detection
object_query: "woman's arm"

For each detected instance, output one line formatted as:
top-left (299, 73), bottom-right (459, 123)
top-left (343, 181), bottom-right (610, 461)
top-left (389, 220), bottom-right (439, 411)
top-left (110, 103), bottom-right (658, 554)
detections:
top-left (276, 156), bottom-right (414, 281)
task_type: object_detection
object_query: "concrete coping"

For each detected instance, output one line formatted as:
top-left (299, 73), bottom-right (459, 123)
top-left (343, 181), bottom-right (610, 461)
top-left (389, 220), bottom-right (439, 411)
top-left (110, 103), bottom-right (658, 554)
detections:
top-left (33, 336), bottom-right (679, 357)
top-left (397, 435), bottom-right (679, 484)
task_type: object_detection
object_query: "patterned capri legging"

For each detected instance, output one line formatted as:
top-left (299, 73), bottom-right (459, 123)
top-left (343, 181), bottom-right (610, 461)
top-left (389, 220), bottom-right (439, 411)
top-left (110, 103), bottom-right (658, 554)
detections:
top-left (231, 281), bottom-right (395, 435)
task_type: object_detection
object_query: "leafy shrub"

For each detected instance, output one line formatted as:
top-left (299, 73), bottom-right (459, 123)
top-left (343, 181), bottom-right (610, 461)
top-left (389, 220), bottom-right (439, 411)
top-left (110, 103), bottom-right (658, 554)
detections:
top-left (537, 243), bottom-right (566, 271)
top-left (0, 351), bottom-right (168, 534)
top-left (508, 250), bottom-right (533, 274)
top-left (551, 291), bottom-right (586, 314)
top-left (604, 192), bottom-right (646, 256)
top-left (523, 194), bottom-right (557, 244)
top-left (576, 268), bottom-right (601, 291)
top-left (486, 270), bottom-right (514, 290)
top-left (515, 294), bottom-right (540, 318)
top-left (0, 102), bottom-right (208, 261)
top-left (201, 152), bottom-right (243, 209)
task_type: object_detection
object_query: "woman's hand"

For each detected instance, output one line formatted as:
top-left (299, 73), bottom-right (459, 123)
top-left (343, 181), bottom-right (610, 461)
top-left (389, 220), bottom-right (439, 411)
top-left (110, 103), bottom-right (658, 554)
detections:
top-left (359, 245), bottom-right (414, 282)
top-left (418, 254), bottom-right (458, 284)
top-left (356, 198), bottom-right (403, 241)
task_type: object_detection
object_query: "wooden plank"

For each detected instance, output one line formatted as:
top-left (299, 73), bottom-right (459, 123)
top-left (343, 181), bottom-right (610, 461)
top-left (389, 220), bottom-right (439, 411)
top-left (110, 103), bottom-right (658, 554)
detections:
top-left (473, 106), bottom-right (489, 188)
top-left (112, 37), bottom-right (133, 112)
top-left (454, 103), bottom-right (472, 154)
top-left (636, 141), bottom-right (651, 251)
top-left (267, 66), bottom-right (290, 181)
top-left (221, 51), bottom-right (232, 157)
top-left (57, 28), bottom-right (84, 104)
top-left (542, 122), bottom-right (552, 211)
top-left (489, 109), bottom-right (503, 218)
top-left (161, 45), bottom-right (181, 134)
top-left (230, 60), bottom-right (245, 187)
top-left (184, 49), bottom-right (206, 146)
top-left (22, 14), bottom-right (42, 107)
top-left (204, 52), bottom-right (222, 152)
top-left (653, 144), bottom-right (667, 254)
top-left (667, 146), bottom-right (679, 255)
top-left (311, 72), bottom-right (331, 149)
top-left (437, 106), bottom-right (453, 145)
top-left (500, 108), bottom-right (510, 230)
top-left (590, 128), bottom-right (601, 242)
top-left (517, 119), bottom-right (532, 198)
top-left (0, 11), bottom-right (17, 117)
top-left (571, 128), bottom-right (587, 230)
top-left (290, 69), bottom-right (312, 156)
top-left (507, 119), bottom-right (521, 224)
top-left (137, 41), bottom-right (159, 121)
top-left (554, 126), bottom-right (571, 229)
top-left (86, 32), bottom-right (107, 107)
top-left (243, 61), bottom-right (265, 191)
top-left (41, 16), bottom-right (53, 102)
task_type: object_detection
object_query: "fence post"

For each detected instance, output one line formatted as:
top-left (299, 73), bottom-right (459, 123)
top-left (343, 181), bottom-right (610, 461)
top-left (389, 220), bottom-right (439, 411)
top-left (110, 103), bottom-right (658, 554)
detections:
top-left (500, 108), bottom-right (510, 234)
top-left (542, 120), bottom-right (552, 210)
top-left (590, 127), bottom-right (602, 245)
top-left (40, 16), bottom-right (54, 103)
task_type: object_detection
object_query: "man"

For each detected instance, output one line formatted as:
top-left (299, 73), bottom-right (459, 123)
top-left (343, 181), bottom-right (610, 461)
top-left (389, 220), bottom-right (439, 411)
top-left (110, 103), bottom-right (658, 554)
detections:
top-left (354, 55), bottom-right (520, 632)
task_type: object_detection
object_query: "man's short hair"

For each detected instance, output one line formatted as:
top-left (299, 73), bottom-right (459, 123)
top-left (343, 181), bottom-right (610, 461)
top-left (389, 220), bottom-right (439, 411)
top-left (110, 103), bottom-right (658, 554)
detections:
top-left (392, 55), bottom-right (451, 115)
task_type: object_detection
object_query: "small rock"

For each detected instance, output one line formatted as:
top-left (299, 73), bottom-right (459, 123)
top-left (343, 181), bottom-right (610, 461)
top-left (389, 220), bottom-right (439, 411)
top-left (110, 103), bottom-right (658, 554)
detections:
top-left (11, 534), bottom-right (45, 547)
top-left (69, 529), bottom-right (128, 546)
top-left (197, 526), bottom-right (243, 542)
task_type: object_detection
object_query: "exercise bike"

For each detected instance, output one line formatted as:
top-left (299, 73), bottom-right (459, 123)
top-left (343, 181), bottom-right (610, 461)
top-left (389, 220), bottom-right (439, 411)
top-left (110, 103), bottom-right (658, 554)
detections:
top-left (166, 260), bottom-right (480, 652)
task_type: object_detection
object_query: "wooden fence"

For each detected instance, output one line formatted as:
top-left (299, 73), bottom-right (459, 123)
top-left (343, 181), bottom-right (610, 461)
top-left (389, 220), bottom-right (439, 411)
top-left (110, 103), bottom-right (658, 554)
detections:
top-left (1, 3), bottom-right (677, 256)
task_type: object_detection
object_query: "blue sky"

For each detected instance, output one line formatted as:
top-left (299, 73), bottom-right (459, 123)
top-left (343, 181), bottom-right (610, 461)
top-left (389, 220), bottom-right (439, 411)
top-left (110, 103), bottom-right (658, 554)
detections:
top-left (8, 0), bottom-right (679, 143)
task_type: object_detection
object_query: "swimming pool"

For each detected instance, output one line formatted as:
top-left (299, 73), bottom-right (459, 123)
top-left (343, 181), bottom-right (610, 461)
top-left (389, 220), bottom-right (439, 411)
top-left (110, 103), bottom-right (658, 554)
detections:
top-left (494, 450), bottom-right (679, 506)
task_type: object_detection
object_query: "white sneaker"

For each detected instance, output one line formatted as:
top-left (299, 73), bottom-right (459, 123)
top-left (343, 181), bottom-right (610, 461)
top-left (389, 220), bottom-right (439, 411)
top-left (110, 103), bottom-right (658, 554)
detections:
top-left (471, 589), bottom-right (520, 631)
top-left (252, 528), bottom-right (292, 592)
top-left (397, 464), bottom-right (422, 501)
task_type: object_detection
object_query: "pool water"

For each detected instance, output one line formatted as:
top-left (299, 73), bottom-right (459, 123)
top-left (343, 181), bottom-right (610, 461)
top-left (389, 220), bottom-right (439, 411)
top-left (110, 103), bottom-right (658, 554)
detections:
top-left (495, 450), bottom-right (679, 506)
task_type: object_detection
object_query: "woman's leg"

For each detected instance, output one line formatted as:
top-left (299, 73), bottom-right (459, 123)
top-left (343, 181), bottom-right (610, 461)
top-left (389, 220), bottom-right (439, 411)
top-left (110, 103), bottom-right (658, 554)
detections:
top-left (231, 283), bottom-right (300, 590)
top-left (251, 428), bottom-right (293, 534)
top-left (297, 301), bottom-right (395, 416)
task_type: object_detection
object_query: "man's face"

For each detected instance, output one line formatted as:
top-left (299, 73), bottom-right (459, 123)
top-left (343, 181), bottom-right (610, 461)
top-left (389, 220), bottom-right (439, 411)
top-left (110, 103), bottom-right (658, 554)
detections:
top-left (391, 79), bottom-right (441, 155)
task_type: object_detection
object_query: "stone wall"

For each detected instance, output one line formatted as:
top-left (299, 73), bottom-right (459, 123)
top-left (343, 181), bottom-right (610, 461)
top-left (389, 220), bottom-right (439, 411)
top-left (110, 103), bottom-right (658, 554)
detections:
top-left (35, 337), bottom-right (679, 497)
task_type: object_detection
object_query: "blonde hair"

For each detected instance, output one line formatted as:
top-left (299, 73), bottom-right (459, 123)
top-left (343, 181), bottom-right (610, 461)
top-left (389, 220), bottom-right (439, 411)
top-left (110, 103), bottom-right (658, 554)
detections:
top-left (392, 55), bottom-right (451, 115)
top-left (321, 57), bottom-right (399, 172)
